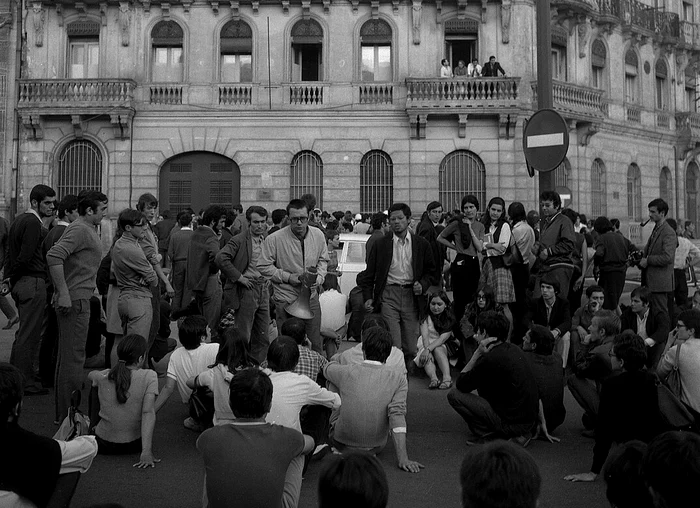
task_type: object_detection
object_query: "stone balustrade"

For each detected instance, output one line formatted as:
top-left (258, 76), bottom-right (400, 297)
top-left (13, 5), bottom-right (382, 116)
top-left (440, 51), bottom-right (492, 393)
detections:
top-left (405, 77), bottom-right (519, 108)
top-left (626, 105), bottom-right (642, 123)
top-left (680, 21), bottom-right (700, 49)
top-left (150, 84), bottom-right (183, 105)
top-left (18, 79), bottom-right (135, 105)
top-left (358, 84), bottom-right (394, 105)
top-left (219, 84), bottom-right (253, 105)
top-left (656, 111), bottom-right (671, 129)
top-left (531, 80), bottom-right (607, 119)
top-left (289, 84), bottom-right (325, 105)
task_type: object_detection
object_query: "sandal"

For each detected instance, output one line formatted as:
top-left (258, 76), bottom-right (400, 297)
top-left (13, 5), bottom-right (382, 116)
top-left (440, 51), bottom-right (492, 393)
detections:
top-left (428, 380), bottom-right (439, 390)
top-left (438, 380), bottom-right (453, 390)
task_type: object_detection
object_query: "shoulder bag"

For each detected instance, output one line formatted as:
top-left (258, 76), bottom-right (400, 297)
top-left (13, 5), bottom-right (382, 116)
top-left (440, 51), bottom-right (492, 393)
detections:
top-left (664, 343), bottom-right (683, 399)
top-left (656, 345), bottom-right (695, 430)
top-left (502, 235), bottom-right (523, 267)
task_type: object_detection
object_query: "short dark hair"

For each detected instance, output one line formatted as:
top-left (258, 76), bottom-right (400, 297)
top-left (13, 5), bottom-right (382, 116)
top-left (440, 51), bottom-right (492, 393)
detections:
top-left (643, 431), bottom-right (700, 508)
top-left (228, 368), bottom-right (273, 419)
top-left (610, 218), bottom-right (621, 230)
top-left (489, 55), bottom-right (496, 60)
top-left (286, 199), bottom-right (308, 215)
top-left (232, 204), bottom-right (243, 213)
top-left (507, 202), bottom-right (526, 223)
top-left (299, 193), bottom-right (317, 211)
top-left (370, 212), bottom-right (388, 230)
top-left (280, 318), bottom-right (307, 345)
top-left (648, 198), bottom-right (669, 216)
top-left (586, 285), bottom-right (604, 298)
top-left (461, 194), bottom-right (480, 211)
top-left (322, 273), bottom-right (340, 291)
top-left (29, 184), bottom-right (56, 205)
top-left (612, 333), bottom-right (647, 371)
top-left (426, 201), bottom-right (442, 212)
top-left (266, 336), bottom-right (300, 372)
top-left (666, 218), bottom-right (678, 231)
top-left (246, 206), bottom-right (268, 222)
top-left (177, 211), bottom-right (193, 227)
top-left (388, 202), bottom-right (411, 219)
top-left (202, 205), bottom-right (227, 227)
top-left (57, 194), bottom-right (79, 220)
top-left (178, 315), bottom-right (208, 350)
top-left (677, 308), bottom-right (700, 336)
top-left (318, 452), bottom-right (389, 508)
top-left (476, 311), bottom-right (510, 342)
top-left (528, 325), bottom-right (555, 355)
top-left (539, 190), bottom-right (562, 209)
top-left (117, 208), bottom-right (145, 230)
top-left (361, 315), bottom-right (390, 336)
top-left (561, 208), bottom-right (578, 224)
top-left (271, 209), bottom-right (287, 225)
top-left (136, 193), bottom-right (158, 211)
top-left (361, 327), bottom-right (392, 362)
top-left (594, 310), bottom-right (621, 336)
top-left (460, 440), bottom-right (541, 508)
top-left (603, 441), bottom-right (653, 508)
top-left (78, 191), bottom-right (108, 216)
top-left (594, 216), bottom-right (614, 234)
top-left (630, 286), bottom-right (651, 305)
top-left (539, 274), bottom-right (560, 294)
top-left (0, 363), bottom-right (23, 424)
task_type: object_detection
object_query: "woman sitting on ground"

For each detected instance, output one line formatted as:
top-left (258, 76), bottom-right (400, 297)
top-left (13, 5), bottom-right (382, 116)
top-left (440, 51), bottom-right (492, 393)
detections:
top-left (415, 290), bottom-right (457, 389)
top-left (88, 334), bottom-right (159, 468)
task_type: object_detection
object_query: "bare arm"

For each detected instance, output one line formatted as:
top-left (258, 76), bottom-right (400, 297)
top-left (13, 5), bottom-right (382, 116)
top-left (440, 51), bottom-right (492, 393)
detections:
top-left (154, 377), bottom-right (176, 413)
top-left (391, 431), bottom-right (424, 473)
top-left (134, 393), bottom-right (159, 468)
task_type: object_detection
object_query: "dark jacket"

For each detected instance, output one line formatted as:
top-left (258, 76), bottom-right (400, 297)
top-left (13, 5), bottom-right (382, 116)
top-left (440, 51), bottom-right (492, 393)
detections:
top-left (357, 232), bottom-right (437, 313)
top-left (620, 307), bottom-right (670, 368)
top-left (642, 220), bottom-right (677, 293)
top-left (216, 229), bottom-right (253, 310)
top-left (594, 231), bottom-right (632, 273)
top-left (525, 352), bottom-right (566, 431)
top-left (538, 212), bottom-right (576, 268)
top-left (414, 215), bottom-right (444, 281)
top-left (528, 296), bottom-right (572, 336)
top-left (482, 61), bottom-right (506, 77)
top-left (4, 213), bottom-right (48, 284)
top-left (572, 335), bottom-right (615, 380)
top-left (186, 226), bottom-right (220, 293)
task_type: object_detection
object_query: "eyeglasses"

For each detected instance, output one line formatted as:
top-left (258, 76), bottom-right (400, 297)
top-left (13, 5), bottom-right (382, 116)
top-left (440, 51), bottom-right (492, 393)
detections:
top-left (477, 294), bottom-right (486, 300)
top-left (289, 217), bottom-right (309, 224)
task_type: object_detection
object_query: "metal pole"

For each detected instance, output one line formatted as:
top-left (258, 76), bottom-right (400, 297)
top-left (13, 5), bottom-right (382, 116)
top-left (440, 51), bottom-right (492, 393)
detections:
top-left (536, 0), bottom-right (555, 193)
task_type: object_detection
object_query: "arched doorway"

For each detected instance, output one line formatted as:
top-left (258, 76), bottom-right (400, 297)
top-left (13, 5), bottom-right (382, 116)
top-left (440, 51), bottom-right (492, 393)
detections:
top-left (159, 151), bottom-right (240, 215)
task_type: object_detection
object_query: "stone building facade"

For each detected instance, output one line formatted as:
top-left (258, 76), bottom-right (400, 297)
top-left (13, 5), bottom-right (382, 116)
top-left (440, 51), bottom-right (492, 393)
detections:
top-left (4, 0), bottom-right (700, 242)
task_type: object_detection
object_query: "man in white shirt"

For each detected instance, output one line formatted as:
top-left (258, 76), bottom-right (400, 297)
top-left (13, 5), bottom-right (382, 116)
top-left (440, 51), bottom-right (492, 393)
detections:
top-left (467, 58), bottom-right (482, 77)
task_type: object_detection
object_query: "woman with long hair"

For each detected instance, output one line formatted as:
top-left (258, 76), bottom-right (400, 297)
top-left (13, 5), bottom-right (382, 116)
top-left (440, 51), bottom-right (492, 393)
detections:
top-left (508, 201), bottom-right (536, 344)
top-left (480, 197), bottom-right (516, 307)
top-left (88, 334), bottom-right (159, 468)
top-left (459, 284), bottom-right (506, 362)
top-left (414, 291), bottom-right (458, 389)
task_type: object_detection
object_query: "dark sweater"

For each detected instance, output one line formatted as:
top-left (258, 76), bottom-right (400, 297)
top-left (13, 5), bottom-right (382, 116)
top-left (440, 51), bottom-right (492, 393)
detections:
top-left (538, 212), bottom-right (576, 268)
top-left (455, 342), bottom-right (539, 426)
top-left (4, 212), bottom-right (48, 284)
top-left (525, 352), bottom-right (566, 431)
top-left (594, 231), bottom-right (631, 273)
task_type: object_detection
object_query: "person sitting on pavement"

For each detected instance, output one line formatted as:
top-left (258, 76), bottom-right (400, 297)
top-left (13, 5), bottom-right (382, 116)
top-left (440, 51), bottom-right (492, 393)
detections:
top-left (643, 431), bottom-right (700, 508)
top-left (564, 333), bottom-right (664, 483)
top-left (459, 283), bottom-right (505, 364)
top-left (324, 326), bottom-right (423, 473)
top-left (657, 308), bottom-right (700, 419)
top-left (571, 285), bottom-right (605, 361)
top-left (275, 317), bottom-right (329, 383)
top-left (527, 275), bottom-right (572, 368)
top-left (319, 273), bottom-right (348, 358)
top-left (87, 334), bottom-right (159, 468)
top-left (318, 452), bottom-right (389, 508)
top-left (448, 311), bottom-right (538, 446)
top-left (602, 441), bottom-right (654, 508)
top-left (154, 315), bottom-right (219, 431)
top-left (197, 368), bottom-right (314, 508)
top-left (414, 290), bottom-right (457, 390)
top-left (568, 309), bottom-right (620, 435)
top-left (265, 336), bottom-right (341, 508)
top-left (620, 286), bottom-right (670, 369)
top-left (0, 363), bottom-right (98, 508)
top-left (523, 325), bottom-right (565, 437)
top-left (187, 326), bottom-right (258, 426)
top-left (460, 440), bottom-right (541, 508)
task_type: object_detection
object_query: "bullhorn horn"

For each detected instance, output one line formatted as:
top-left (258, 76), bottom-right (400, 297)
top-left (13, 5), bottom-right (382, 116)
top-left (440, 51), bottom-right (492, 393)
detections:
top-left (285, 267), bottom-right (318, 319)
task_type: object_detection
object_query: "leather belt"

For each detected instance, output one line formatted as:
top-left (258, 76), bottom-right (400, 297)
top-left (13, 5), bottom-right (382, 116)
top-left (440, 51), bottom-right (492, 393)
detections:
top-left (387, 283), bottom-right (413, 289)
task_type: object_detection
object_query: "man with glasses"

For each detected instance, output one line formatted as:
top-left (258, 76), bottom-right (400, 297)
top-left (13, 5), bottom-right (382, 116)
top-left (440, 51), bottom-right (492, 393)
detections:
top-left (259, 199), bottom-right (329, 354)
top-left (112, 209), bottom-right (158, 339)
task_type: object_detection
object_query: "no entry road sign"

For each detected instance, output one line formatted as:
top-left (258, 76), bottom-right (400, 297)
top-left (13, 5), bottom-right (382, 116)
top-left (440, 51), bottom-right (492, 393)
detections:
top-left (523, 109), bottom-right (569, 173)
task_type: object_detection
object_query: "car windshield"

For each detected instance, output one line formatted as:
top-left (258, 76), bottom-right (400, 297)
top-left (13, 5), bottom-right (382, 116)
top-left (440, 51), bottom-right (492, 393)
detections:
top-left (346, 242), bottom-right (366, 263)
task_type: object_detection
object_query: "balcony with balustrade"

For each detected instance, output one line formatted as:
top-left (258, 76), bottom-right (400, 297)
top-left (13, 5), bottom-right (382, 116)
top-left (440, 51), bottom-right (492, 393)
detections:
top-left (676, 112), bottom-right (700, 149)
top-left (679, 20), bottom-right (700, 51)
top-left (595, 0), bottom-right (680, 42)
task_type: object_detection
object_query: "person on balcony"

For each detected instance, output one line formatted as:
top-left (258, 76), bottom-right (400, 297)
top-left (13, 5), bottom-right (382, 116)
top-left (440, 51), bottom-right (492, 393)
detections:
top-left (467, 58), bottom-right (482, 77)
top-left (440, 59), bottom-right (453, 78)
top-left (482, 56), bottom-right (506, 77)
top-left (454, 60), bottom-right (468, 77)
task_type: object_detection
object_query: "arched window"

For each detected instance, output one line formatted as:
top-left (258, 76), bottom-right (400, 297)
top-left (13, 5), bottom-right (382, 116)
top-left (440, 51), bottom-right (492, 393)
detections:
top-left (151, 20), bottom-right (183, 82)
top-left (57, 140), bottom-right (103, 197)
top-left (591, 158), bottom-right (607, 217)
top-left (291, 19), bottom-right (323, 81)
top-left (660, 166), bottom-right (673, 213)
top-left (552, 26), bottom-right (568, 81)
top-left (624, 49), bottom-right (639, 103)
top-left (220, 20), bottom-right (252, 82)
top-left (687, 162), bottom-right (699, 226)
top-left (439, 150), bottom-right (486, 212)
top-left (656, 59), bottom-right (669, 110)
top-left (591, 39), bottom-right (606, 90)
top-left (67, 21), bottom-right (100, 79)
top-left (627, 163), bottom-right (642, 221)
top-left (360, 18), bottom-right (392, 82)
top-left (290, 151), bottom-right (323, 207)
top-left (360, 151), bottom-right (393, 214)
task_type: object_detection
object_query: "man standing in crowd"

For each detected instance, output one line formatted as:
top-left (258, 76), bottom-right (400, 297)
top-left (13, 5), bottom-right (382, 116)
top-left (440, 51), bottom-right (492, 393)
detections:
top-left (259, 199), bottom-right (329, 354)
top-left (187, 205), bottom-right (227, 338)
top-left (3, 184), bottom-right (56, 395)
top-left (216, 206), bottom-right (271, 363)
top-left (638, 198), bottom-right (676, 319)
top-left (415, 201), bottom-right (445, 291)
top-left (534, 190), bottom-right (576, 299)
top-left (592, 216), bottom-right (632, 311)
top-left (167, 211), bottom-right (194, 313)
top-left (620, 286), bottom-right (670, 369)
top-left (47, 191), bottom-right (107, 422)
top-left (358, 203), bottom-right (436, 365)
top-left (666, 218), bottom-right (700, 307)
top-left (230, 204), bottom-right (247, 236)
top-left (153, 210), bottom-right (176, 268)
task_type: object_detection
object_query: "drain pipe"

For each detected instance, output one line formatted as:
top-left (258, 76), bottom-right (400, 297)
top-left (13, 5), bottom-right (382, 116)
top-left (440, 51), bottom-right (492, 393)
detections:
top-left (674, 145), bottom-right (681, 220)
top-left (11, 0), bottom-right (25, 219)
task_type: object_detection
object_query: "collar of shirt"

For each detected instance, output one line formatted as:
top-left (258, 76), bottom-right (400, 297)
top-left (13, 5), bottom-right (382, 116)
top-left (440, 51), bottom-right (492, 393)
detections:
top-left (543, 211), bottom-right (561, 230)
top-left (180, 225), bottom-right (193, 231)
top-left (56, 220), bottom-right (70, 227)
top-left (393, 231), bottom-right (412, 246)
top-left (25, 208), bottom-right (43, 224)
top-left (363, 360), bottom-right (383, 366)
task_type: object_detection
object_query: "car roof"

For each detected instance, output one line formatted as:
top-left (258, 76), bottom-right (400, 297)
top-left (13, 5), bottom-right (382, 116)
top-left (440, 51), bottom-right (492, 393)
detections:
top-left (339, 233), bottom-right (370, 243)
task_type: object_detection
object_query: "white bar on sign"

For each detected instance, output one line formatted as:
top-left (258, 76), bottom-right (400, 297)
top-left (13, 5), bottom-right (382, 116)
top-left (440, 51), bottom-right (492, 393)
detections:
top-left (527, 133), bottom-right (564, 148)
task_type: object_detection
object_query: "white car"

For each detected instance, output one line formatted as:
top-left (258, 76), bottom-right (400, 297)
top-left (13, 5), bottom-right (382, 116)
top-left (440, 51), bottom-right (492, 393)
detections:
top-left (336, 233), bottom-right (370, 295)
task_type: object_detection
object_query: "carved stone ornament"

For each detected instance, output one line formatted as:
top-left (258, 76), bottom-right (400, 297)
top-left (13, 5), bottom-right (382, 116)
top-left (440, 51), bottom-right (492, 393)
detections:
top-left (323, 0), bottom-right (330, 15)
top-left (578, 20), bottom-right (591, 58)
top-left (252, 1), bottom-right (259, 15)
top-left (56, 4), bottom-right (63, 26)
top-left (302, 0), bottom-right (311, 19)
top-left (501, 0), bottom-right (511, 44)
top-left (481, 0), bottom-right (487, 23)
top-left (32, 3), bottom-right (44, 47)
top-left (210, 1), bottom-right (220, 15)
top-left (677, 51), bottom-right (689, 85)
top-left (119, 2), bottom-right (131, 47)
top-left (161, 2), bottom-right (171, 19)
top-left (142, 1), bottom-right (151, 15)
top-left (100, 3), bottom-right (108, 26)
top-left (230, 0), bottom-right (240, 20)
top-left (371, 0), bottom-right (379, 19)
top-left (412, 0), bottom-right (422, 45)
top-left (435, 0), bottom-right (442, 24)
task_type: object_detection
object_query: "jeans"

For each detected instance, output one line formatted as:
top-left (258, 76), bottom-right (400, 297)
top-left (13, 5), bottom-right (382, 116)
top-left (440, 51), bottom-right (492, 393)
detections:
top-left (599, 270), bottom-right (626, 311)
top-left (233, 284), bottom-right (271, 364)
top-left (196, 275), bottom-right (223, 341)
top-left (117, 294), bottom-right (153, 340)
top-left (55, 298), bottom-right (90, 422)
top-left (10, 276), bottom-right (47, 389)
top-left (567, 374), bottom-right (600, 427)
top-left (380, 285), bottom-right (420, 359)
top-left (451, 255), bottom-right (480, 322)
top-left (447, 389), bottom-right (535, 438)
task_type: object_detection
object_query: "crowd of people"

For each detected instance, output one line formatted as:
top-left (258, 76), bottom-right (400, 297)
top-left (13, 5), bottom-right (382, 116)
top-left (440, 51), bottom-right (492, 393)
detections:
top-left (1, 184), bottom-right (700, 508)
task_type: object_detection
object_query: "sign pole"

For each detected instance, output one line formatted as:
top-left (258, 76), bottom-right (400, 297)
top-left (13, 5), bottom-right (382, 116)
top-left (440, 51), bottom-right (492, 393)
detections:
top-left (536, 0), bottom-right (555, 193)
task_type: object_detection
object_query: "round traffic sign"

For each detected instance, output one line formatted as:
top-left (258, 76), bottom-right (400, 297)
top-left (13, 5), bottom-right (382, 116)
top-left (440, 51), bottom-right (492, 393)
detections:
top-left (522, 109), bottom-right (569, 173)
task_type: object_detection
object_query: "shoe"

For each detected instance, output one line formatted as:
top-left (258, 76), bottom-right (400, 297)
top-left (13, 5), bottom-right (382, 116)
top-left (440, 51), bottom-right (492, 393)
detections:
top-left (3, 316), bottom-right (18, 329)
top-left (24, 386), bottom-right (48, 396)
top-left (438, 380), bottom-right (453, 390)
top-left (428, 379), bottom-right (439, 389)
top-left (183, 417), bottom-right (205, 432)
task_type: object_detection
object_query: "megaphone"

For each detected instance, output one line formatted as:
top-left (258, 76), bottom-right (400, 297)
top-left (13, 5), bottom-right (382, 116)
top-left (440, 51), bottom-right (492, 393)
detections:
top-left (285, 267), bottom-right (318, 319)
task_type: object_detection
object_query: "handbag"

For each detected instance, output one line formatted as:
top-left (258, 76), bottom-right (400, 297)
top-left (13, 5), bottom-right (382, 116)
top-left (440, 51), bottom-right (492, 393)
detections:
top-left (663, 343), bottom-right (683, 399)
top-left (189, 386), bottom-right (215, 425)
top-left (502, 237), bottom-right (523, 267)
top-left (655, 374), bottom-right (695, 431)
top-left (54, 390), bottom-right (90, 441)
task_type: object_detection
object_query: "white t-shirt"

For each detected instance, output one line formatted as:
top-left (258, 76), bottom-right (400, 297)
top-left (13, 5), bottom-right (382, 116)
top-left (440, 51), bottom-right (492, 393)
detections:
top-left (197, 364), bottom-right (236, 425)
top-left (167, 343), bottom-right (220, 403)
top-left (319, 289), bottom-right (347, 331)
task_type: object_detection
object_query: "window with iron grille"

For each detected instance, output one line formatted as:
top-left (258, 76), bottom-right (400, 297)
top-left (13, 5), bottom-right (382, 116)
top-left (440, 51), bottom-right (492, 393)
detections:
top-left (360, 150), bottom-right (393, 214)
top-left (660, 166), bottom-right (673, 213)
top-left (439, 150), bottom-right (486, 213)
top-left (591, 158), bottom-right (607, 217)
top-left (687, 162), bottom-right (699, 225)
top-left (57, 140), bottom-right (103, 197)
top-left (627, 163), bottom-right (642, 221)
top-left (290, 151), bottom-right (323, 208)
top-left (554, 158), bottom-right (570, 189)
